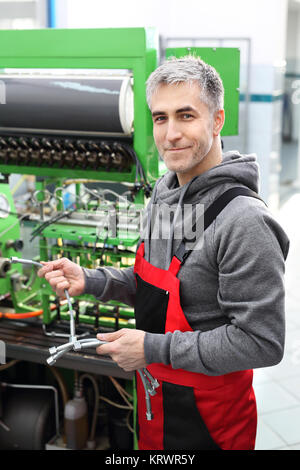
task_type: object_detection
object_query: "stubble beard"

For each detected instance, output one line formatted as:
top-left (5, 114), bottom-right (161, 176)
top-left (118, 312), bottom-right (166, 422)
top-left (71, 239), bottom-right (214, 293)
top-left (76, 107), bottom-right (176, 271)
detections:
top-left (164, 139), bottom-right (212, 175)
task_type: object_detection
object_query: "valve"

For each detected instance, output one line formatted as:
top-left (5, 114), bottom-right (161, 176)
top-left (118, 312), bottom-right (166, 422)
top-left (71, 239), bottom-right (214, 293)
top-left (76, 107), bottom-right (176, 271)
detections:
top-left (5, 239), bottom-right (24, 252)
top-left (0, 258), bottom-right (11, 278)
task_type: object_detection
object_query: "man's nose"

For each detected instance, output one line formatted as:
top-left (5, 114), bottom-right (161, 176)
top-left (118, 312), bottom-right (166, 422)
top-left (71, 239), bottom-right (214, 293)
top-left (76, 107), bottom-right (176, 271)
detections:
top-left (165, 120), bottom-right (182, 142)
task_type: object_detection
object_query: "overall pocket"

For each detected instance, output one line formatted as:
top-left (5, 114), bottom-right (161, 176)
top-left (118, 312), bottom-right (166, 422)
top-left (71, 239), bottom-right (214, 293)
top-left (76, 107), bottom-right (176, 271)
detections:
top-left (134, 274), bottom-right (169, 334)
top-left (162, 381), bottom-right (221, 450)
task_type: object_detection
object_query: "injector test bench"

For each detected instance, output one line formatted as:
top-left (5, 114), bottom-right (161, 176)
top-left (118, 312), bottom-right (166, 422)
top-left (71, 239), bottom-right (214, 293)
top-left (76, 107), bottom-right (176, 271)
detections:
top-left (0, 27), bottom-right (240, 450)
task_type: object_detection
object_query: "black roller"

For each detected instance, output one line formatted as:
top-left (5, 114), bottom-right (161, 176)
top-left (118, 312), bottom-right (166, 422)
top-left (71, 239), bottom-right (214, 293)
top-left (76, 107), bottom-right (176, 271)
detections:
top-left (0, 73), bottom-right (133, 136)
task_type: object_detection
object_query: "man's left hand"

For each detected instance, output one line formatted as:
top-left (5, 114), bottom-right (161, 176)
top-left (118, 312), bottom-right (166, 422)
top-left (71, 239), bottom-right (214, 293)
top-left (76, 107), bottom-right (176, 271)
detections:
top-left (96, 328), bottom-right (147, 371)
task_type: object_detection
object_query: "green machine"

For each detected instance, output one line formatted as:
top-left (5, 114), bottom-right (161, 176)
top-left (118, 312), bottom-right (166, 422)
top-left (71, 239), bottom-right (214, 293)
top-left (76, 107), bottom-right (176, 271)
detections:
top-left (0, 28), bottom-right (159, 326)
top-left (0, 28), bottom-right (240, 450)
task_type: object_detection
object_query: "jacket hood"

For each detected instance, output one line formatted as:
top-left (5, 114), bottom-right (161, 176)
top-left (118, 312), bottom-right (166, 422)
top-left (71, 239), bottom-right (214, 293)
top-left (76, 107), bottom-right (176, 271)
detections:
top-left (154, 151), bottom-right (260, 206)
top-left (143, 151), bottom-right (260, 267)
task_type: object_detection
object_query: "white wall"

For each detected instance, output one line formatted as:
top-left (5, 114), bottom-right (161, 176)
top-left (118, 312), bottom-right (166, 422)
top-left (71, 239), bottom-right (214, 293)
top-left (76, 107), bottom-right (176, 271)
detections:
top-left (286, 8), bottom-right (299, 63)
top-left (285, 6), bottom-right (300, 142)
top-left (56, 0), bottom-right (287, 66)
top-left (0, 0), bottom-right (48, 29)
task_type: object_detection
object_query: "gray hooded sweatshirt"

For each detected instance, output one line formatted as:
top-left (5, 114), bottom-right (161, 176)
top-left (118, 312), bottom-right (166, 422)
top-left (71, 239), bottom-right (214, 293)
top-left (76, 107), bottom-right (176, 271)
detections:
top-left (83, 152), bottom-right (290, 376)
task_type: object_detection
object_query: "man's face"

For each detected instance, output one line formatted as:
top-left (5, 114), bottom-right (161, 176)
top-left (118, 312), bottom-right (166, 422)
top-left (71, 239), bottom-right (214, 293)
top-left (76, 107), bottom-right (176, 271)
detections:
top-left (151, 81), bottom-right (217, 184)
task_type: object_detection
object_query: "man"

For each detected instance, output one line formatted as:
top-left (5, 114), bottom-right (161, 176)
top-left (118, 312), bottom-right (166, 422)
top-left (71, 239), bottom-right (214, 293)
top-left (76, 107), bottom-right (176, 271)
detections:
top-left (38, 56), bottom-right (289, 450)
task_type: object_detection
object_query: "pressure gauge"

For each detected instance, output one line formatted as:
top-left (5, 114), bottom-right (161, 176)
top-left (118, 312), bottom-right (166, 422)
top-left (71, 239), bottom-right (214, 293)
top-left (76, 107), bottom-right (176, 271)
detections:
top-left (0, 194), bottom-right (10, 218)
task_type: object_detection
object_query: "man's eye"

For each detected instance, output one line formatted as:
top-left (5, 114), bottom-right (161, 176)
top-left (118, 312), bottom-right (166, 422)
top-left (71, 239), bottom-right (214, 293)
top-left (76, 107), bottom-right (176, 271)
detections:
top-left (182, 113), bottom-right (193, 119)
top-left (154, 116), bottom-right (166, 123)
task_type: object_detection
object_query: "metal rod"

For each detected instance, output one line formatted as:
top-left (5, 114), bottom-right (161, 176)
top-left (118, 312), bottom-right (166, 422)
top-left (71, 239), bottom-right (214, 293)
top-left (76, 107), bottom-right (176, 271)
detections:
top-left (64, 290), bottom-right (75, 340)
top-left (10, 257), bottom-right (75, 340)
top-left (137, 369), bottom-right (153, 420)
top-left (10, 257), bottom-right (43, 268)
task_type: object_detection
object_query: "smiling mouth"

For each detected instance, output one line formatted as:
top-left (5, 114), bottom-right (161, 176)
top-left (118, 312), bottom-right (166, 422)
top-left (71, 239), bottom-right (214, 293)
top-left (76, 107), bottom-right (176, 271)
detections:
top-left (166, 147), bottom-right (191, 152)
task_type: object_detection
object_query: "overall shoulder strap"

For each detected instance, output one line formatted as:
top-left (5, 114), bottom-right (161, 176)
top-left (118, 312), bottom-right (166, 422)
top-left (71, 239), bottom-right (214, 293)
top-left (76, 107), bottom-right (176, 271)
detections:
top-left (174, 186), bottom-right (266, 265)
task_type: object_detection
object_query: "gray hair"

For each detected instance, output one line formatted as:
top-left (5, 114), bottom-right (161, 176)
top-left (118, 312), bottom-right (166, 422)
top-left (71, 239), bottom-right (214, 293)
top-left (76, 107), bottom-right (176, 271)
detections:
top-left (146, 55), bottom-right (224, 113)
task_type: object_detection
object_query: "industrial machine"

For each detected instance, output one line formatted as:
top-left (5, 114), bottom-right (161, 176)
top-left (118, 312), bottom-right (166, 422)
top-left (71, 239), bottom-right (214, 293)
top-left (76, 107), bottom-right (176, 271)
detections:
top-left (0, 27), bottom-right (240, 450)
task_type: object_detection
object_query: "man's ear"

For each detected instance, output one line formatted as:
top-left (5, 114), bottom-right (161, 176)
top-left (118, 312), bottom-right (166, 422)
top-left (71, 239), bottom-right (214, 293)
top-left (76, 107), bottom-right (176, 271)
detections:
top-left (213, 109), bottom-right (225, 136)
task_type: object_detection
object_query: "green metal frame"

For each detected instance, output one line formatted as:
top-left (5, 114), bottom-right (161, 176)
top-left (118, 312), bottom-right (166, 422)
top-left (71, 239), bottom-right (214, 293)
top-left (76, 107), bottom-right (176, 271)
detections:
top-left (0, 27), bottom-right (160, 327)
top-left (0, 28), bottom-right (159, 184)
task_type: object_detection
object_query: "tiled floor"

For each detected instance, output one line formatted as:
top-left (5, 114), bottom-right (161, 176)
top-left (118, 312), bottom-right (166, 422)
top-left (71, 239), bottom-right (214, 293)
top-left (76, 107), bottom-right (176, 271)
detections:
top-left (254, 165), bottom-right (300, 449)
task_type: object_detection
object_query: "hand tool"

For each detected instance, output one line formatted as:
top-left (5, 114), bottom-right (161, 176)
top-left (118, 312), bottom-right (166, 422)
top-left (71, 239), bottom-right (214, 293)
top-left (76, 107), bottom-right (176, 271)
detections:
top-left (10, 256), bottom-right (159, 419)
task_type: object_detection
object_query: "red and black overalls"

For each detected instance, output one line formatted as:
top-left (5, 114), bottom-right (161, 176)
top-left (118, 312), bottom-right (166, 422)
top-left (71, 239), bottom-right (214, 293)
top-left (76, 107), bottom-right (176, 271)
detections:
top-left (134, 187), bottom-right (263, 450)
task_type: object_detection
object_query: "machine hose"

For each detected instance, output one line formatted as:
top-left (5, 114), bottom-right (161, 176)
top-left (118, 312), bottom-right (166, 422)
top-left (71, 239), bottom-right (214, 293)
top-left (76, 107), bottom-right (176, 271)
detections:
top-left (0, 303), bottom-right (57, 320)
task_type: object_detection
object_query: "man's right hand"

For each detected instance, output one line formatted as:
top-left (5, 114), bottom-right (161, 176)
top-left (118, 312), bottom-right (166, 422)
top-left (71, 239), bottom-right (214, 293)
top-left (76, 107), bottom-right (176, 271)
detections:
top-left (37, 257), bottom-right (85, 298)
